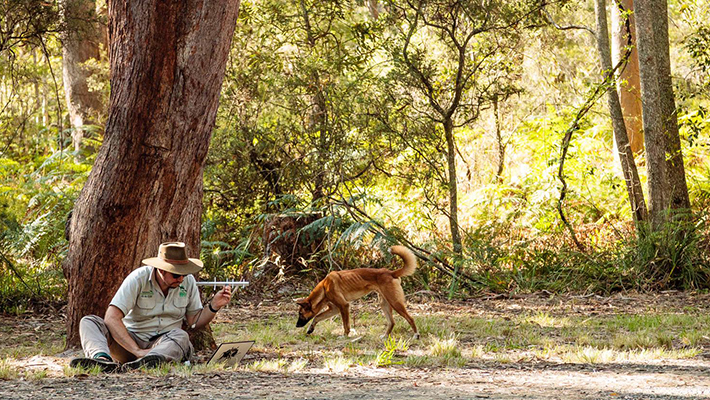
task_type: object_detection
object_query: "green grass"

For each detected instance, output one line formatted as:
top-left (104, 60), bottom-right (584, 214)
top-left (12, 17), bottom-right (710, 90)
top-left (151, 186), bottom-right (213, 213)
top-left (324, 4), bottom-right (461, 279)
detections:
top-left (210, 307), bottom-right (708, 371)
top-left (1, 299), bottom-right (709, 379)
top-left (0, 359), bottom-right (19, 380)
top-left (0, 342), bottom-right (66, 359)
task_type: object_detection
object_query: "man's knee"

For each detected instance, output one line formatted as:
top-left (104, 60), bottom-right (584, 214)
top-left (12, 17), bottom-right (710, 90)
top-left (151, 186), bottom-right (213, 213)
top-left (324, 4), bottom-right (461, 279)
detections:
top-left (164, 329), bottom-right (190, 345)
top-left (158, 329), bottom-right (192, 361)
top-left (79, 314), bottom-right (107, 332)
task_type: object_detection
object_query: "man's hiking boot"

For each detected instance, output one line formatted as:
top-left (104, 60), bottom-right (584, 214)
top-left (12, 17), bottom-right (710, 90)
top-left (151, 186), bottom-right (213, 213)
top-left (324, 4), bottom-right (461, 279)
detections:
top-left (69, 356), bottom-right (120, 373)
top-left (121, 354), bottom-right (167, 372)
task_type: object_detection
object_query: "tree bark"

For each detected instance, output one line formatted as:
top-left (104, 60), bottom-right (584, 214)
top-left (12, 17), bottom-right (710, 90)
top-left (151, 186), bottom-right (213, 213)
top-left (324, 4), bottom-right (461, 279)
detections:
top-left (634, 0), bottom-right (690, 228)
top-left (610, 0), bottom-right (644, 153)
top-left (651, 0), bottom-right (690, 212)
top-left (444, 118), bottom-right (462, 256)
top-left (61, 0), bottom-right (105, 153)
top-left (594, 0), bottom-right (648, 229)
top-left (64, 0), bottom-right (240, 347)
top-left (494, 97), bottom-right (505, 183)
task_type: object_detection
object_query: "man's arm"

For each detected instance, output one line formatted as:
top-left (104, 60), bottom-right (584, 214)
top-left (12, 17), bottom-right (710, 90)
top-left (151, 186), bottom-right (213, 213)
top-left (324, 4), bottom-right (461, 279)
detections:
top-left (186, 285), bottom-right (232, 329)
top-left (104, 305), bottom-right (150, 358)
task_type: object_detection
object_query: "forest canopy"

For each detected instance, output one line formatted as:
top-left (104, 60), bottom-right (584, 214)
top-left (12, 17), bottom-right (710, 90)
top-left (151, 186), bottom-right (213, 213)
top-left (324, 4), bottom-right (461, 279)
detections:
top-left (1, 0), bottom-right (710, 309)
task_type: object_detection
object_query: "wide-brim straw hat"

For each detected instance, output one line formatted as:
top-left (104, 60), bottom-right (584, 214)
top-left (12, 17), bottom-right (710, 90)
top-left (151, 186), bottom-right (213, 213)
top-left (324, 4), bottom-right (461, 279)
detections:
top-left (142, 242), bottom-right (203, 275)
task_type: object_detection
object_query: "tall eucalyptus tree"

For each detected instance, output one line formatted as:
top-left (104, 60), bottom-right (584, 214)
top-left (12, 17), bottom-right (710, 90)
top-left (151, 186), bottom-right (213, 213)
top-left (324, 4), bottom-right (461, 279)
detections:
top-left (634, 0), bottom-right (690, 229)
top-left (593, 0), bottom-right (647, 230)
top-left (64, 0), bottom-right (240, 346)
top-left (611, 0), bottom-right (644, 153)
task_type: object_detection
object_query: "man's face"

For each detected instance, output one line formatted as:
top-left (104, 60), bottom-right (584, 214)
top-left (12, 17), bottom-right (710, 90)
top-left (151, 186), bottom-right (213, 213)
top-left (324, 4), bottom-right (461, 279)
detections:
top-left (159, 269), bottom-right (185, 288)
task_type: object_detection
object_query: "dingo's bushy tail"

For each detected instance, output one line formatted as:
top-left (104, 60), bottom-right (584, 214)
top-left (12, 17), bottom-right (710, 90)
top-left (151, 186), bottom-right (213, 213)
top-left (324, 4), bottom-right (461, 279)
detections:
top-left (389, 245), bottom-right (417, 278)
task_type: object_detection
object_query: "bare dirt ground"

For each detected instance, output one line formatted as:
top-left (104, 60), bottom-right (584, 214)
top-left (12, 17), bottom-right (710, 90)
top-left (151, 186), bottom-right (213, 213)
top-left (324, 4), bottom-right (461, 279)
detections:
top-left (2, 292), bottom-right (710, 399)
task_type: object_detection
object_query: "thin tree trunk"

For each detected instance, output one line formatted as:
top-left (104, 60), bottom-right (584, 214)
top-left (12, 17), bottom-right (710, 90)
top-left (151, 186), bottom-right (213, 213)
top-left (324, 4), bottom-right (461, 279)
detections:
top-left (634, 0), bottom-right (670, 228)
top-left (594, 0), bottom-right (648, 229)
top-left (61, 0), bottom-right (105, 153)
top-left (611, 0), bottom-right (644, 153)
top-left (367, 0), bottom-right (380, 20)
top-left (64, 0), bottom-right (240, 347)
top-left (444, 117), bottom-right (462, 297)
top-left (300, 0), bottom-right (328, 203)
top-left (444, 118), bottom-right (462, 255)
top-left (494, 97), bottom-right (505, 183)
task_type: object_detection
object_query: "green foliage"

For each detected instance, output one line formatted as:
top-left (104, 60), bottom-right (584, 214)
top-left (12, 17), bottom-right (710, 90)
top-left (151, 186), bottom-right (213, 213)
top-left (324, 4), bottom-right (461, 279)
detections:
top-left (0, 359), bottom-right (19, 380)
top-left (0, 1), bottom-right (61, 54)
top-left (632, 217), bottom-right (710, 290)
top-left (0, 0), bottom-right (709, 304)
top-left (375, 335), bottom-right (409, 367)
top-left (207, 0), bottom-right (388, 219)
top-left (680, 2), bottom-right (710, 95)
top-left (0, 148), bottom-right (90, 309)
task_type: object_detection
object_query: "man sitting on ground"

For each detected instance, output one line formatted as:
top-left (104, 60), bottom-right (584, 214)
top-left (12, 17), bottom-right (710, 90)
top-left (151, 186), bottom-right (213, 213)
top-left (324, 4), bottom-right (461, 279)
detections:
top-left (70, 242), bottom-right (231, 372)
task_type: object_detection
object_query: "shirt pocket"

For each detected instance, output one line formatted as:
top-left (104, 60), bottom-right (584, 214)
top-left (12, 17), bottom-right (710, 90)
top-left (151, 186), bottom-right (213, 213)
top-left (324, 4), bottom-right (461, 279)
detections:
top-left (136, 295), bottom-right (156, 310)
top-left (172, 294), bottom-right (189, 310)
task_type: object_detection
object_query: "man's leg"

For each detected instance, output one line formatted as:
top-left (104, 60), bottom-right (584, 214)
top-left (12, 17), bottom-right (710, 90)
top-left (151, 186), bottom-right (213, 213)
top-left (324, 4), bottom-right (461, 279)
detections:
top-left (122, 329), bottom-right (192, 370)
top-left (78, 315), bottom-right (111, 358)
top-left (147, 329), bottom-right (193, 362)
top-left (79, 314), bottom-right (141, 363)
top-left (70, 315), bottom-right (120, 372)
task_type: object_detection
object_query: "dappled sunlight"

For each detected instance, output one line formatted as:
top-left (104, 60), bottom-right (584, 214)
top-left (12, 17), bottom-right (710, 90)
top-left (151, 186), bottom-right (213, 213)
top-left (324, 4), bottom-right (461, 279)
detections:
top-left (522, 311), bottom-right (573, 328)
top-left (2, 355), bottom-right (67, 379)
top-left (0, 296), bottom-right (710, 398)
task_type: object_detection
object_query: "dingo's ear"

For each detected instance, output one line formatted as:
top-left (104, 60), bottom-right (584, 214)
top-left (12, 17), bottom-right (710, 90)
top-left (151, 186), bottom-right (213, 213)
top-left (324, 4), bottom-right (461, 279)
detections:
top-left (295, 298), bottom-right (311, 311)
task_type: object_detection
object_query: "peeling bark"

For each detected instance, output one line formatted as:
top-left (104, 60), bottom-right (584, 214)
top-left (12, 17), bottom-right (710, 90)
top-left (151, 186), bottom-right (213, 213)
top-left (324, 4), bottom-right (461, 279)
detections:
top-left (611, 0), bottom-right (644, 153)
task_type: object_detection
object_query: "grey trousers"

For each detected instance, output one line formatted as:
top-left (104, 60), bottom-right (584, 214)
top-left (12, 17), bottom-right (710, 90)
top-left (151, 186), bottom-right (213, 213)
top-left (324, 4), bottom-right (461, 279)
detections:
top-left (79, 314), bottom-right (193, 364)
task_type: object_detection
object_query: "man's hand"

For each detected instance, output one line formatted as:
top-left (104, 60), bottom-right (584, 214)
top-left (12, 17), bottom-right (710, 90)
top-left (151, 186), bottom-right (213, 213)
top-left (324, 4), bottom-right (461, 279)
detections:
top-left (134, 348), bottom-right (151, 358)
top-left (210, 285), bottom-right (232, 311)
top-left (105, 305), bottom-right (146, 358)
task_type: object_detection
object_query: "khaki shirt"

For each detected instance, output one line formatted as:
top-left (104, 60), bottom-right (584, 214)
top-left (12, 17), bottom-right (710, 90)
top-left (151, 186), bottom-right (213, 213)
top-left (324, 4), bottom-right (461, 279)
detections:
top-left (110, 266), bottom-right (202, 341)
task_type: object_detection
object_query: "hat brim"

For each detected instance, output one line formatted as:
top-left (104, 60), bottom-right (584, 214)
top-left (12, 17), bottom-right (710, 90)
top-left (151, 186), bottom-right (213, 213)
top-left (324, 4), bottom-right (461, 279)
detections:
top-left (142, 257), bottom-right (203, 275)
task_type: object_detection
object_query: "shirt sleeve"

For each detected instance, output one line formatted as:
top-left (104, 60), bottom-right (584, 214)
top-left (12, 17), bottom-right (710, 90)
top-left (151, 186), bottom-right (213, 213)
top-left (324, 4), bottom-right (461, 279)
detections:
top-left (185, 276), bottom-right (203, 316)
top-left (109, 267), bottom-right (145, 316)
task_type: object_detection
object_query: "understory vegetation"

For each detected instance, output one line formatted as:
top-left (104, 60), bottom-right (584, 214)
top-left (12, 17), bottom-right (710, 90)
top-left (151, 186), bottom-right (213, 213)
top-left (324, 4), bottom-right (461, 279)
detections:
top-left (2, 0), bottom-right (710, 311)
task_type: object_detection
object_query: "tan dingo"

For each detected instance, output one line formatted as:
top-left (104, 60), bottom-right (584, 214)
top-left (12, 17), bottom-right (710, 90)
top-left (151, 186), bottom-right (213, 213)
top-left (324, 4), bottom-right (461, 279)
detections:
top-left (296, 245), bottom-right (419, 338)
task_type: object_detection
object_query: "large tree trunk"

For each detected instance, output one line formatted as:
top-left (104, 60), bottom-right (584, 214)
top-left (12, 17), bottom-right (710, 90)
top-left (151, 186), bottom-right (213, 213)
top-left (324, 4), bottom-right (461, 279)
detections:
top-left (61, 0), bottom-right (105, 153)
top-left (611, 0), bottom-right (644, 153)
top-left (595, 0), bottom-right (647, 229)
top-left (63, 0), bottom-right (240, 347)
top-left (634, 0), bottom-right (690, 228)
